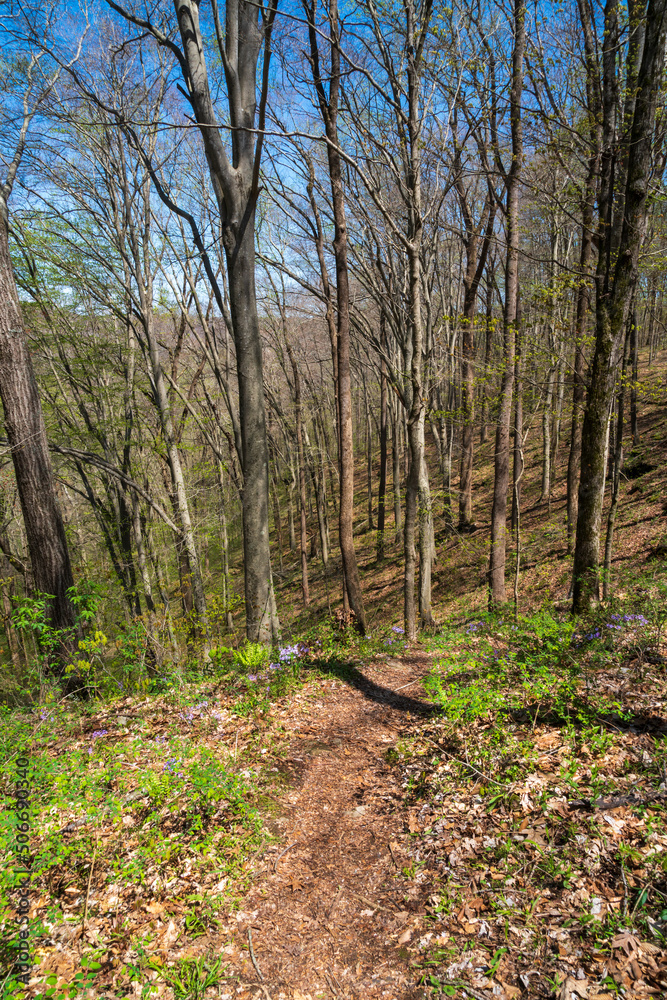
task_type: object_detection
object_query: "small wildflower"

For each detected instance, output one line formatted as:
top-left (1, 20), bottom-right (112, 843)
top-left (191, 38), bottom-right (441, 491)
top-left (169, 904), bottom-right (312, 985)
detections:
top-left (248, 674), bottom-right (258, 682)
top-left (392, 626), bottom-right (404, 634)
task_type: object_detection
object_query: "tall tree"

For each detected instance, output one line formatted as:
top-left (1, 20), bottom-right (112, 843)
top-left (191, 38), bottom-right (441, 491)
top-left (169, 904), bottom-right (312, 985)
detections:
top-left (105, 0), bottom-right (280, 641)
top-left (573, 0), bottom-right (667, 611)
top-left (489, 0), bottom-right (525, 605)
top-left (0, 57), bottom-right (77, 669)
top-left (303, 0), bottom-right (366, 632)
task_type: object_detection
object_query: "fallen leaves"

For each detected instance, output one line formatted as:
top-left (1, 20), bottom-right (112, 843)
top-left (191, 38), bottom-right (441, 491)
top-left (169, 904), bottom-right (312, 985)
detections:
top-left (560, 976), bottom-right (589, 999)
top-left (611, 931), bottom-right (640, 956)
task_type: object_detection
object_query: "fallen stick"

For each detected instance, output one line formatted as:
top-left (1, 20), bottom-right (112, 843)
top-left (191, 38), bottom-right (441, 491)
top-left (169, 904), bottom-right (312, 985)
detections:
top-left (273, 840), bottom-right (300, 871)
top-left (248, 926), bottom-right (264, 982)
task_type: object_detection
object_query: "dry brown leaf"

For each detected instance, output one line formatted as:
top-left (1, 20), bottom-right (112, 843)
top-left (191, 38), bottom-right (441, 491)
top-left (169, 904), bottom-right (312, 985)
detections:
top-left (159, 919), bottom-right (179, 951)
top-left (500, 981), bottom-right (521, 999)
top-left (397, 927), bottom-right (412, 944)
top-left (559, 976), bottom-right (588, 999)
top-left (611, 931), bottom-right (640, 956)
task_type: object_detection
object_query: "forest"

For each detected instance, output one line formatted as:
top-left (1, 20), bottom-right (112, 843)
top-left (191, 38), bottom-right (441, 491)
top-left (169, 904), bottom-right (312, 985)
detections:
top-left (1, 0), bottom-right (667, 997)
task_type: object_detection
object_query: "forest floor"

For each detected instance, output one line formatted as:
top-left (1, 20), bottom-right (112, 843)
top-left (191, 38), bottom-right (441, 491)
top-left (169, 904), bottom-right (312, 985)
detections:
top-left (7, 613), bottom-right (667, 1000)
top-left (3, 356), bottom-right (667, 999)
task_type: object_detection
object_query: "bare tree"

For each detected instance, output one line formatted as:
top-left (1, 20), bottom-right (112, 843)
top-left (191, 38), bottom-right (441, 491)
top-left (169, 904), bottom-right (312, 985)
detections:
top-left (302, 0), bottom-right (366, 631)
top-left (105, 0), bottom-right (280, 641)
top-left (488, 0), bottom-right (525, 606)
top-left (573, 0), bottom-right (667, 611)
top-left (0, 52), bottom-right (77, 673)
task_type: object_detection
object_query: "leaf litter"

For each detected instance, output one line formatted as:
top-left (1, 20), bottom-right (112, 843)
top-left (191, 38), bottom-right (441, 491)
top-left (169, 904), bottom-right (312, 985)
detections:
top-left (2, 617), bottom-right (667, 1000)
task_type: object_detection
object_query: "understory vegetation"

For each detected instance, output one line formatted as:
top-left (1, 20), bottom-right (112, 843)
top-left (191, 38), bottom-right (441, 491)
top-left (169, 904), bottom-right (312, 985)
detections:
top-left (2, 583), bottom-right (667, 997)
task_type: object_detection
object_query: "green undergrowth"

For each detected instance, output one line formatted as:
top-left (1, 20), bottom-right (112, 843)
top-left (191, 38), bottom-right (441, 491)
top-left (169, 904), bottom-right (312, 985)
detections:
top-left (424, 599), bottom-right (666, 727)
top-left (0, 617), bottom-right (407, 998)
top-left (400, 602), bottom-right (667, 995)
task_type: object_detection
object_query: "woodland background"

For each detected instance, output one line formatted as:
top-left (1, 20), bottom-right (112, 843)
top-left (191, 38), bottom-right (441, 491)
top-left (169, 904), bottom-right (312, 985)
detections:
top-left (0, 0), bottom-right (666, 692)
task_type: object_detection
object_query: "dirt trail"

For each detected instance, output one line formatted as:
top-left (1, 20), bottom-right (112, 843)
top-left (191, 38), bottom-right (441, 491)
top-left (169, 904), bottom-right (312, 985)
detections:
top-left (226, 653), bottom-right (435, 1000)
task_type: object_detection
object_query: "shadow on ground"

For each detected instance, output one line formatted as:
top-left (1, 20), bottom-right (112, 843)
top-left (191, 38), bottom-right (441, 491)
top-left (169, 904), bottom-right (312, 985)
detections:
top-left (307, 656), bottom-right (438, 717)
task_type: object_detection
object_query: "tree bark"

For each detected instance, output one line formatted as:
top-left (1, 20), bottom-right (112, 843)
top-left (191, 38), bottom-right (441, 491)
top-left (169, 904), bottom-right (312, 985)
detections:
top-left (573, 0), bottom-right (667, 612)
top-left (392, 393), bottom-right (401, 541)
top-left (286, 338), bottom-right (309, 606)
top-left (376, 311), bottom-right (388, 561)
top-left (603, 328), bottom-right (630, 598)
top-left (304, 0), bottom-right (366, 631)
top-left (0, 211), bottom-right (77, 668)
top-left (511, 323), bottom-right (523, 533)
top-left (566, 33), bottom-right (599, 554)
top-left (489, 0), bottom-right (524, 606)
top-left (630, 306), bottom-right (639, 444)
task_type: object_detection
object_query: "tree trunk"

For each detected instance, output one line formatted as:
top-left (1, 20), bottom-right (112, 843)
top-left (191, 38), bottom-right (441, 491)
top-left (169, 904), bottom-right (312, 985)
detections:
top-left (131, 493), bottom-right (159, 673)
top-left (574, 0), bottom-right (667, 612)
top-left (365, 387), bottom-right (374, 532)
top-left (376, 313), bottom-right (388, 560)
top-left (480, 273), bottom-right (494, 444)
top-left (541, 366), bottom-right (555, 502)
top-left (489, 0), bottom-right (524, 606)
top-left (392, 394), bottom-right (402, 541)
top-left (304, 0), bottom-right (366, 631)
top-left (458, 313), bottom-right (476, 528)
top-left (216, 462), bottom-right (235, 631)
top-left (603, 331), bottom-right (629, 599)
top-left (511, 325), bottom-right (523, 534)
top-left (0, 212), bottom-right (77, 671)
top-left (566, 147), bottom-right (597, 553)
top-left (630, 306), bottom-right (639, 444)
top-left (286, 339), bottom-right (309, 606)
top-left (226, 219), bottom-right (280, 640)
top-left (149, 325), bottom-right (208, 634)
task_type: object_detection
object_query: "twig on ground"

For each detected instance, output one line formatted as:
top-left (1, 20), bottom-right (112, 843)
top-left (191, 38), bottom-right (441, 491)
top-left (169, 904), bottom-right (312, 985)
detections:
top-left (350, 891), bottom-right (393, 913)
top-left (568, 790), bottom-right (667, 811)
top-left (620, 862), bottom-right (630, 918)
top-left (325, 884), bottom-right (343, 921)
top-left (273, 840), bottom-right (299, 871)
top-left (247, 926), bottom-right (264, 982)
top-left (423, 736), bottom-right (509, 788)
top-left (393, 679), bottom-right (421, 692)
top-left (82, 843), bottom-right (97, 934)
top-left (324, 969), bottom-right (339, 997)
top-left (457, 986), bottom-right (495, 1000)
